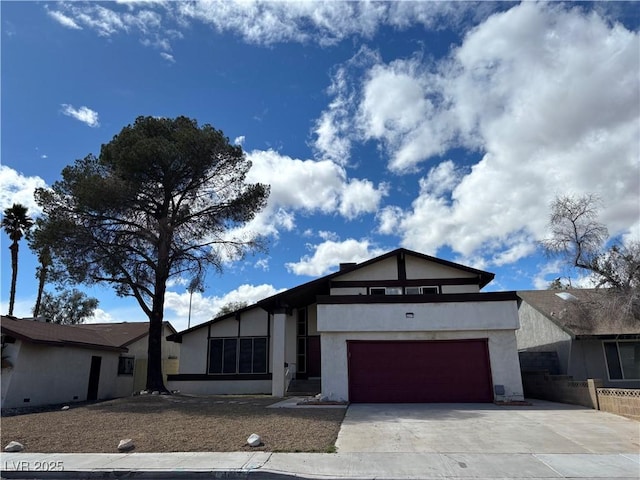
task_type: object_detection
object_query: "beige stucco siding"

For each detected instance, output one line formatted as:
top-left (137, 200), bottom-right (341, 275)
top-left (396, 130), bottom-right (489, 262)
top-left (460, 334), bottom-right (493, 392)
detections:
top-left (405, 256), bottom-right (478, 279)
top-left (318, 301), bottom-right (520, 333)
top-left (178, 327), bottom-right (209, 374)
top-left (1, 342), bottom-right (120, 409)
top-left (209, 317), bottom-right (238, 337)
top-left (441, 285), bottom-right (480, 294)
top-left (239, 308), bottom-right (269, 336)
top-left (336, 257), bottom-right (398, 281)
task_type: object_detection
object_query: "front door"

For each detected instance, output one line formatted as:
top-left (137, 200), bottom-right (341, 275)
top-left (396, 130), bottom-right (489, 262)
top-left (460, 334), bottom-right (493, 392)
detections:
top-left (87, 356), bottom-right (101, 401)
top-left (307, 336), bottom-right (321, 378)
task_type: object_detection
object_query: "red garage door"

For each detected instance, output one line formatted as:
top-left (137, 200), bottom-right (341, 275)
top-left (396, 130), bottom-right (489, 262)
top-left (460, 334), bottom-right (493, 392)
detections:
top-left (348, 339), bottom-right (493, 403)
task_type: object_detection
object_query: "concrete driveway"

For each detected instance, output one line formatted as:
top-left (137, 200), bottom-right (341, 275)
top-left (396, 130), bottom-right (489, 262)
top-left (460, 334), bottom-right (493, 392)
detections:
top-left (336, 399), bottom-right (639, 454)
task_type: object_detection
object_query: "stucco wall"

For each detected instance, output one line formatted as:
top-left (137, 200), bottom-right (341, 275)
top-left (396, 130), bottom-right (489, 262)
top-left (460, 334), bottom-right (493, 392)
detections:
top-left (317, 300), bottom-right (523, 402)
top-left (320, 330), bottom-right (524, 402)
top-left (568, 339), bottom-right (640, 388)
top-left (336, 257), bottom-right (398, 281)
top-left (405, 256), bottom-right (478, 280)
top-left (178, 326), bottom-right (209, 374)
top-left (516, 302), bottom-right (572, 373)
top-left (2, 342), bottom-right (120, 408)
top-left (239, 309), bottom-right (269, 336)
top-left (318, 301), bottom-right (520, 332)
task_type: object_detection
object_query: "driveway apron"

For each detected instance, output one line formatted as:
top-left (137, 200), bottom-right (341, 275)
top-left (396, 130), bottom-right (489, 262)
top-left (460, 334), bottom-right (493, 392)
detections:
top-left (335, 399), bottom-right (640, 454)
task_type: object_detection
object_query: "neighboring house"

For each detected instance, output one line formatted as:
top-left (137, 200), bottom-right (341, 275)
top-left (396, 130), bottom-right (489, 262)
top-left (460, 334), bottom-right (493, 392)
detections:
top-left (167, 248), bottom-right (524, 403)
top-left (77, 322), bottom-right (180, 393)
top-left (1, 318), bottom-right (179, 409)
top-left (516, 289), bottom-right (640, 388)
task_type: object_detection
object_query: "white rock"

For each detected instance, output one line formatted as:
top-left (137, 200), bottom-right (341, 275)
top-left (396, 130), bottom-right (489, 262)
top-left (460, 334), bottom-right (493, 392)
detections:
top-left (247, 433), bottom-right (262, 447)
top-left (61, 405), bottom-right (70, 410)
top-left (140, 390), bottom-right (149, 395)
top-left (4, 441), bottom-right (24, 452)
top-left (117, 439), bottom-right (135, 452)
top-left (151, 391), bottom-right (159, 395)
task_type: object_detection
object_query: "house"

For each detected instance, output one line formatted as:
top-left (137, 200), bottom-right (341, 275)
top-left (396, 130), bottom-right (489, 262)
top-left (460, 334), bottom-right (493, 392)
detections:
top-left (167, 248), bottom-right (524, 403)
top-left (77, 322), bottom-right (180, 393)
top-left (1, 318), bottom-right (179, 409)
top-left (516, 289), bottom-right (640, 388)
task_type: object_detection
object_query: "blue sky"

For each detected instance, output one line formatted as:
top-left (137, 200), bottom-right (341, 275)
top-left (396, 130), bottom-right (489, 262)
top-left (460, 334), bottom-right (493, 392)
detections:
top-left (2, 1), bottom-right (639, 331)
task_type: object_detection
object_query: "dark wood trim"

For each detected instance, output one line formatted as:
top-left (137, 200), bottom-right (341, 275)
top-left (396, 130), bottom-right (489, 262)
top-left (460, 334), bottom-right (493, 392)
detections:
top-left (317, 291), bottom-right (518, 304)
top-left (330, 277), bottom-right (480, 288)
top-left (397, 251), bottom-right (406, 281)
top-left (167, 373), bottom-right (272, 381)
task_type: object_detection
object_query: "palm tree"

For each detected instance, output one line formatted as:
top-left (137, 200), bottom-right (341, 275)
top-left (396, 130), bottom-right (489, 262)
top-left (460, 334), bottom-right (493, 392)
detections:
top-left (28, 218), bottom-right (53, 318)
top-left (2, 203), bottom-right (34, 316)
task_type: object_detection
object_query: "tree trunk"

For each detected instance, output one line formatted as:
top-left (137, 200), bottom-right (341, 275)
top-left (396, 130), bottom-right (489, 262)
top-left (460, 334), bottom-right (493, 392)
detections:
top-left (33, 264), bottom-right (47, 318)
top-left (145, 304), bottom-right (167, 392)
top-left (145, 228), bottom-right (170, 393)
top-left (8, 241), bottom-right (18, 316)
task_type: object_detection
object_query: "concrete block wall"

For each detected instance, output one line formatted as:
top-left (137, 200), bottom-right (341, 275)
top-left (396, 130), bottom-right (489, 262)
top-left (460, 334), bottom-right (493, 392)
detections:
top-left (597, 388), bottom-right (640, 421)
top-left (518, 351), bottom-right (561, 375)
top-left (522, 372), bottom-right (640, 420)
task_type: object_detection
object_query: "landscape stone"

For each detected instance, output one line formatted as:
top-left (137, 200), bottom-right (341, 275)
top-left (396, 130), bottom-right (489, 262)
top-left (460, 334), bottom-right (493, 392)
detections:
top-left (117, 439), bottom-right (135, 452)
top-left (4, 441), bottom-right (24, 452)
top-left (61, 405), bottom-right (70, 410)
top-left (247, 433), bottom-right (262, 447)
top-left (151, 391), bottom-right (160, 395)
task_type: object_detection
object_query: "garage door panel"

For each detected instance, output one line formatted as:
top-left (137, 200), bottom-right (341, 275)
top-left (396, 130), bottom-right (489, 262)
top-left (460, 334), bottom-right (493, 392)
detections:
top-left (348, 340), bottom-right (493, 403)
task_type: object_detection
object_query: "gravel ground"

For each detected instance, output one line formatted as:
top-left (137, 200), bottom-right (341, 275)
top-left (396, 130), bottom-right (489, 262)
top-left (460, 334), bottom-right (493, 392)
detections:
top-left (0, 394), bottom-right (345, 453)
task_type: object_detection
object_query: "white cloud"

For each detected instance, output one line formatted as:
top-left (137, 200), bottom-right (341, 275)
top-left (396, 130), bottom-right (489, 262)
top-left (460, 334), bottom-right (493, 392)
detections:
top-left (44, 2), bottom-right (493, 58)
top-left (46, 9), bottom-right (82, 30)
top-left (60, 104), bottom-right (100, 127)
top-left (0, 166), bottom-right (47, 215)
top-left (323, 3), bottom-right (640, 267)
top-left (234, 135), bottom-right (245, 146)
top-left (160, 52), bottom-right (175, 63)
top-left (339, 179), bottom-right (389, 220)
top-left (286, 239), bottom-right (386, 277)
top-left (225, 149), bottom-right (387, 245)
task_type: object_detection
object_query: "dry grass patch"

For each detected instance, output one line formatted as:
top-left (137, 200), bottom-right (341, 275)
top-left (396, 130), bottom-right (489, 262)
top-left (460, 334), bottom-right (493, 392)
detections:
top-left (1, 394), bottom-right (345, 453)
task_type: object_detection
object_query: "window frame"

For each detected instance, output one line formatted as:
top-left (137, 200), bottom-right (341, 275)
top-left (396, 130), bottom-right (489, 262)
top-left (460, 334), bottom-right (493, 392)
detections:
top-left (405, 286), bottom-right (440, 295)
top-left (208, 336), bottom-right (268, 375)
top-left (602, 340), bottom-right (640, 381)
top-left (117, 356), bottom-right (135, 376)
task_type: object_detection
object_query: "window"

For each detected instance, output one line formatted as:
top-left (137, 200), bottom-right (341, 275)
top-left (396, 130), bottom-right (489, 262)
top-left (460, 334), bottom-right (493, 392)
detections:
top-left (118, 356), bottom-right (135, 376)
top-left (208, 337), bottom-right (267, 375)
top-left (369, 287), bottom-right (402, 295)
top-left (604, 341), bottom-right (640, 380)
top-left (405, 286), bottom-right (439, 295)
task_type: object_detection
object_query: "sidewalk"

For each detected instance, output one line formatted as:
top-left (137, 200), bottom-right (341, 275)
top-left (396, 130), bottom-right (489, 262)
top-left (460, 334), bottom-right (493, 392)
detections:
top-left (2, 451), bottom-right (639, 479)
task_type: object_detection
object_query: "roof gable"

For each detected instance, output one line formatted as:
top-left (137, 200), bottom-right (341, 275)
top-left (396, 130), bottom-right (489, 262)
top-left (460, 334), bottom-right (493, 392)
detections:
top-left (170, 248), bottom-right (495, 339)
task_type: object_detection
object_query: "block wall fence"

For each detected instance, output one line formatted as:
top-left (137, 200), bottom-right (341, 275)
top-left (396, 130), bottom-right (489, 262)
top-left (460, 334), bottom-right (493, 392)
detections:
top-left (522, 371), bottom-right (640, 421)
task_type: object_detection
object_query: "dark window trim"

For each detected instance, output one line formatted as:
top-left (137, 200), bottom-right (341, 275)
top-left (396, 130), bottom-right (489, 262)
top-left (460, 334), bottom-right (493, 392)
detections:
top-left (317, 291), bottom-right (518, 304)
top-left (207, 336), bottom-right (268, 375)
top-left (602, 340), bottom-right (640, 381)
top-left (118, 356), bottom-right (135, 376)
top-left (167, 373), bottom-right (272, 382)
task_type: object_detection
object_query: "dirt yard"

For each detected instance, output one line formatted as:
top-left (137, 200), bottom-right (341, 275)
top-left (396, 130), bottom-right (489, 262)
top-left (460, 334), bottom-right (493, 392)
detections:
top-left (0, 394), bottom-right (345, 453)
